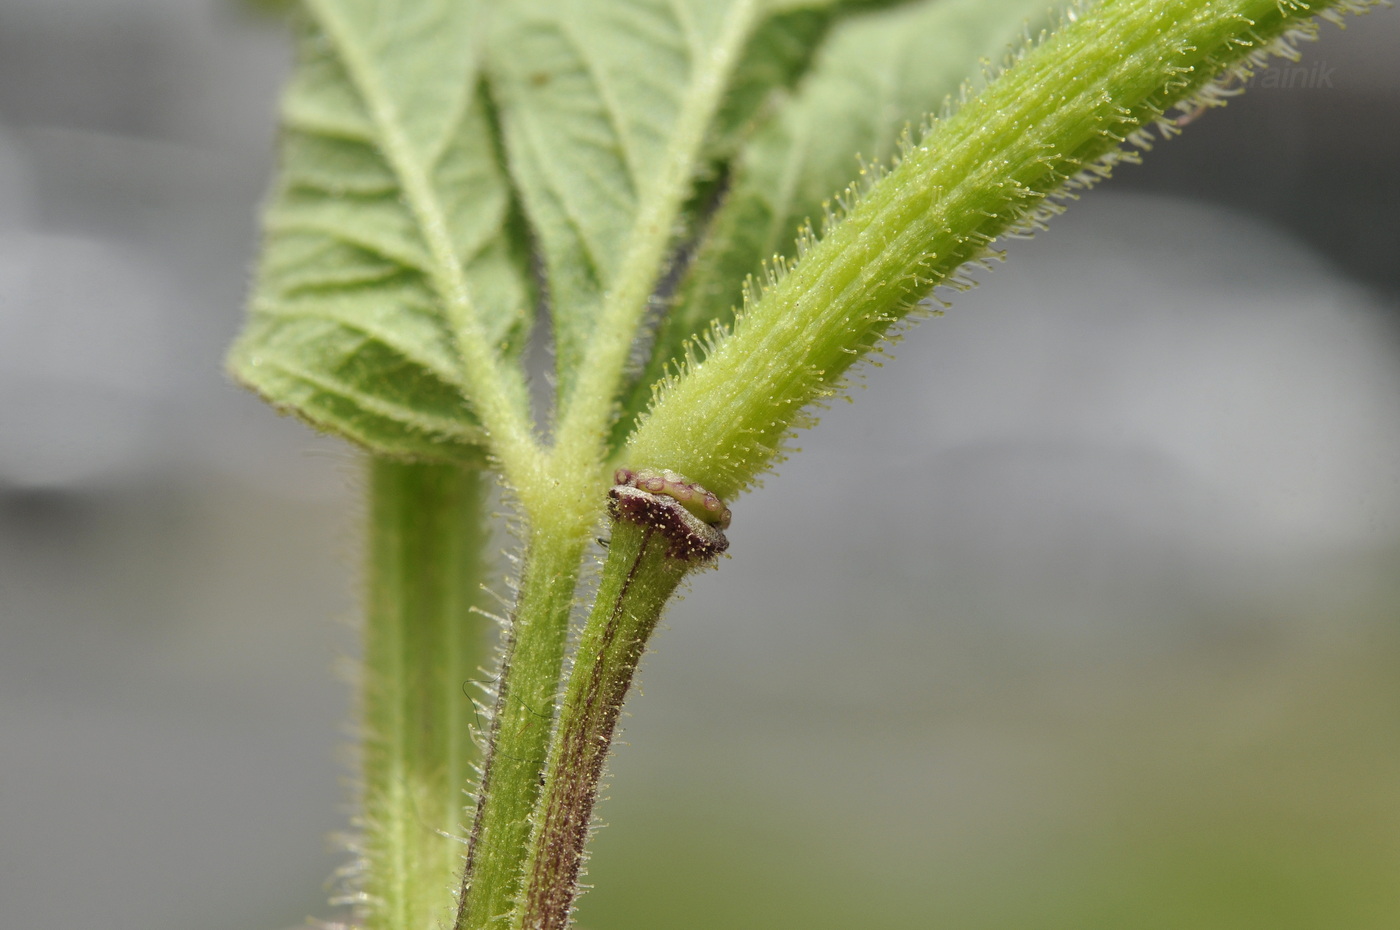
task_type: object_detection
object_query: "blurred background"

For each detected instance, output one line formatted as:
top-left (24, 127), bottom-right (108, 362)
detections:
top-left (0, 2), bottom-right (1397, 928)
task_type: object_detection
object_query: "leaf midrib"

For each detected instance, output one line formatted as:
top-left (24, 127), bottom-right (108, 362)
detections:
top-left (305, 0), bottom-right (542, 487)
top-left (550, 0), bottom-right (763, 471)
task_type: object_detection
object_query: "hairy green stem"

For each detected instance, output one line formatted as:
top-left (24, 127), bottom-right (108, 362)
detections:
top-left (454, 500), bottom-right (595, 930)
top-left (623, 0), bottom-right (1376, 498)
top-left (360, 459), bottom-right (494, 930)
top-left (512, 483), bottom-right (723, 930)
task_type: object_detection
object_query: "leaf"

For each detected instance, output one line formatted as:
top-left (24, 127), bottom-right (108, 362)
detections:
top-left (705, 6), bottom-right (836, 163)
top-left (487, 0), bottom-right (829, 408)
top-left (228, 0), bottom-right (532, 463)
top-left (616, 0), bottom-right (1058, 437)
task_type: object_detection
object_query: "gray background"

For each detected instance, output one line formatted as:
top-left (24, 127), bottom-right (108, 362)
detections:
top-left (1, 2), bottom-right (1398, 928)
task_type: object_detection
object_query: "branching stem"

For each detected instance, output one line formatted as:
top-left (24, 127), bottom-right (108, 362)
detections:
top-left (512, 479), bottom-right (728, 930)
top-left (332, 4), bottom-right (1383, 930)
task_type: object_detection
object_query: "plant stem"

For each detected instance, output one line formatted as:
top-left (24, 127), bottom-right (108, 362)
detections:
top-left (622, 0), bottom-right (1376, 499)
top-left (513, 481), bottom-right (727, 930)
top-left (455, 499), bottom-right (594, 930)
top-left (360, 458), bottom-right (495, 930)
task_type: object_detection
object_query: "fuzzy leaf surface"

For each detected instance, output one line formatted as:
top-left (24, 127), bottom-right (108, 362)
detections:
top-left (487, 0), bottom-right (833, 406)
top-left (229, 0), bottom-right (531, 463)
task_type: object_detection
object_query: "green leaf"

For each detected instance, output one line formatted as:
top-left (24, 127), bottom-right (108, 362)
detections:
top-left (228, 0), bottom-right (533, 464)
top-left (486, 0), bottom-right (790, 410)
top-left (616, 0), bottom-right (1057, 437)
top-left (705, 6), bottom-right (835, 163)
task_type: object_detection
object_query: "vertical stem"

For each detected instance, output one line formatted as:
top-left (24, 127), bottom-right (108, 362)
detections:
top-left (455, 506), bottom-right (593, 930)
top-left (360, 458), bottom-right (495, 930)
top-left (513, 482), bottom-right (727, 930)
